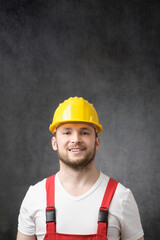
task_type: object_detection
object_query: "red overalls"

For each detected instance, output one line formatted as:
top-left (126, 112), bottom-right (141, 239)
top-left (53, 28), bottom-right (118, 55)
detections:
top-left (44, 175), bottom-right (118, 240)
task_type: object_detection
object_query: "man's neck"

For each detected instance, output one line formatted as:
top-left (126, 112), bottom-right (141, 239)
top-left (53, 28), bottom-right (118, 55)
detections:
top-left (58, 162), bottom-right (100, 197)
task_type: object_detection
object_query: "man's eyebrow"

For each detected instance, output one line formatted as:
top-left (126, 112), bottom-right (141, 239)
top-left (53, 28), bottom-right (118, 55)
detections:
top-left (61, 127), bottom-right (72, 130)
top-left (80, 128), bottom-right (92, 131)
top-left (60, 127), bottom-right (92, 131)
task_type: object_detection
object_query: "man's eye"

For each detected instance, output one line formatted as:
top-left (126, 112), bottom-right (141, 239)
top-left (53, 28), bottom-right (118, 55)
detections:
top-left (63, 132), bottom-right (70, 135)
top-left (82, 132), bottom-right (89, 135)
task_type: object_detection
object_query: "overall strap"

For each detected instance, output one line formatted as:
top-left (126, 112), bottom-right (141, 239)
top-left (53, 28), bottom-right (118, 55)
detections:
top-left (46, 175), bottom-right (55, 206)
top-left (45, 175), bottom-right (56, 234)
top-left (97, 178), bottom-right (118, 237)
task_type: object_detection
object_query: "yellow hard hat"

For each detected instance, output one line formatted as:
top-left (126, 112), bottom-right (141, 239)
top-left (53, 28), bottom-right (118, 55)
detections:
top-left (49, 97), bottom-right (103, 134)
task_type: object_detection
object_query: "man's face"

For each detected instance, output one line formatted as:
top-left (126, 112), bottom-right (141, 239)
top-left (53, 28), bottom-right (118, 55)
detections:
top-left (52, 123), bottom-right (100, 170)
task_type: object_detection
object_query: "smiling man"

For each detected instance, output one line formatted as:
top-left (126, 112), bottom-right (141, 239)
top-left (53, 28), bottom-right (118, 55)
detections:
top-left (16, 97), bottom-right (144, 240)
top-left (52, 123), bottom-right (99, 170)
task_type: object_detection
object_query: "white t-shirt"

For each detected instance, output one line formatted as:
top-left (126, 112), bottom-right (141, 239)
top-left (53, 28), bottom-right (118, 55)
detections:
top-left (18, 172), bottom-right (144, 240)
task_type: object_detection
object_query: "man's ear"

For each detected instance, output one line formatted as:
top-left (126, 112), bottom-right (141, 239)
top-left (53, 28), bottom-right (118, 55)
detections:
top-left (96, 137), bottom-right (100, 151)
top-left (51, 136), bottom-right (57, 151)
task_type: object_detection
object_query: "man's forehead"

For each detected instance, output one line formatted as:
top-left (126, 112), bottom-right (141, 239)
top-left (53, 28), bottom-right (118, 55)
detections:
top-left (57, 122), bottom-right (95, 131)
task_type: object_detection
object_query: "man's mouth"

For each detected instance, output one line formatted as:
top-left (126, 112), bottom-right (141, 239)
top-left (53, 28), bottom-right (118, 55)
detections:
top-left (69, 148), bottom-right (85, 152)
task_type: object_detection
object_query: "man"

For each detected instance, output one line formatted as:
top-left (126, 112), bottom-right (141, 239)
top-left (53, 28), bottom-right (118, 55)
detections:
top-left (17, 97), bottom-right (144, 240)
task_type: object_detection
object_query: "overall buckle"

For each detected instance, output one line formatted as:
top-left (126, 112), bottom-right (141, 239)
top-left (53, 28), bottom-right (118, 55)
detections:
top-left (98, 207), bottom-right (108, 223)
top-left (46, 206), bottom-right (56, 223)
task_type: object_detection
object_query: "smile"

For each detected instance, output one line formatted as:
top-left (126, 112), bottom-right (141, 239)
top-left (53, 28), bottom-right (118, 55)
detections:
top-left (69, 148), bottom-right (85, 152)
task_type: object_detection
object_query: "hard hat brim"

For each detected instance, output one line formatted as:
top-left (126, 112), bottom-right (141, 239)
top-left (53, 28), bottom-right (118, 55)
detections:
top-left (49, 120), bottom-right (103, 135)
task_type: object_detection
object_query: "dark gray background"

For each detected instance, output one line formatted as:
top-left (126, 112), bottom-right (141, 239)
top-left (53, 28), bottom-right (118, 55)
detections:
top-left (0, 0), bottom-right (159, 239)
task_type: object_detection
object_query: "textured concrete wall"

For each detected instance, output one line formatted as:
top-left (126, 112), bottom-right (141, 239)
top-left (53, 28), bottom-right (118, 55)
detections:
top-left (0, 1), bottom-right (159, 239)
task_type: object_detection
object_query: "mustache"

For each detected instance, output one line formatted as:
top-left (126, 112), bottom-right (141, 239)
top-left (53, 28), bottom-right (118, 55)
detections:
top-left (68, 144), bottom-right (87, 150)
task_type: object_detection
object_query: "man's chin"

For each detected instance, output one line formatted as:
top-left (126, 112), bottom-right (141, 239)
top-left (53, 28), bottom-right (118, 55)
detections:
top-left (59, 157), bottom-right (94, 170)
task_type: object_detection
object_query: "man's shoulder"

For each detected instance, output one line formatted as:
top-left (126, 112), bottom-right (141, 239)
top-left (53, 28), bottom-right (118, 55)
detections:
top-left (22, 174), bottom-right (57, 206)
top-left (32, 177), bottom-right (46, 189)
top-left (27, 174), bottom-right (57, 197)
top-left (101, 172), bottom-right (132, 201)
top-left (32, 173), bottom-right (57, 188)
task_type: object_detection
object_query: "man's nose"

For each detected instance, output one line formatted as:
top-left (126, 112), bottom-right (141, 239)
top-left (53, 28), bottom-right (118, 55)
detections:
top-left (71, 132), bottom-right (81, 144)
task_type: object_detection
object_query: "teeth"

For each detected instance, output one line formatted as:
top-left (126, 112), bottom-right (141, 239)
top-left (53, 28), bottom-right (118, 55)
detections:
top-left (70, 148), bottom-right (83, 152)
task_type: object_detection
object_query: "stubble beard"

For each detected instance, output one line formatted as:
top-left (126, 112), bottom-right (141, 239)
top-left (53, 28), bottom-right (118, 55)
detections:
top-left (57, 142), bottom-right (97, 171)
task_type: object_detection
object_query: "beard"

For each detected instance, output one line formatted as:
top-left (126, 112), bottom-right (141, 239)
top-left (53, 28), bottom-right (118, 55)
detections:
top-left (57, 142), bottom-right (97, 171)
